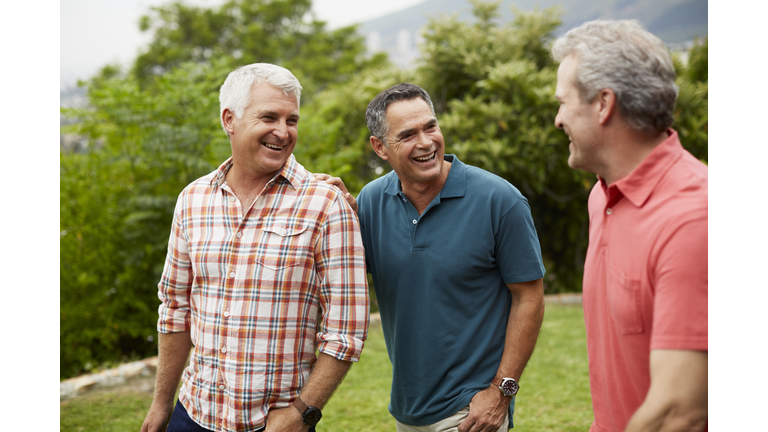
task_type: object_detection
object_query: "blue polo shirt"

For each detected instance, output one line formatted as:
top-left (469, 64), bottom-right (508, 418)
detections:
top-left (357, 155), bottom-right (545, 428)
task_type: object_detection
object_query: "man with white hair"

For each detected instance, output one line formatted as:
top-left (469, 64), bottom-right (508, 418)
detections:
top-left (141, 63), bottom-right (369, 432)
top-left (552, 21), bottom-right (708, 431)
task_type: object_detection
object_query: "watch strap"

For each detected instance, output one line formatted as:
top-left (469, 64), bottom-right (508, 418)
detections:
top-left (293, 396), bottom-right (309, 415)
top-left (491, 376), bottom-right (504, 388)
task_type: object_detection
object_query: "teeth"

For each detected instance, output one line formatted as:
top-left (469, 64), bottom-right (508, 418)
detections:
top-left (263, 142), bottom-right (282, 150)
top-left (414, 152), bottom-right (435, 162)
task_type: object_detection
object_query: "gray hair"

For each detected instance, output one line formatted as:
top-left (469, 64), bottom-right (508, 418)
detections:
top-left (219, 63), bottom-right (302, 137)
top-left (551, 20), bottom-right (678, 133)
top-left (365, 83), bottom-right (436, 147)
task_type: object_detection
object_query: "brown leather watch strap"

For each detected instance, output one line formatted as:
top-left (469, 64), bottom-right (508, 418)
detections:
top-left (293, 396), bottom-right (308, 414)
top-left (491, 376), bottom-right (504, 387)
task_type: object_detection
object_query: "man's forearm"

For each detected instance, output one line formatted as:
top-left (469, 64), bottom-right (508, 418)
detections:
top-left (295, 352), bottom-right (352, 408)
top-left (497, 279), bottom-right (545, 381)
top-left (152, 331), bottom-right (192, 409)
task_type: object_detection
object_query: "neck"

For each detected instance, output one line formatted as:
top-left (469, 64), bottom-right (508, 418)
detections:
top-left (225, 163), bottom-right (278, 211)
top-left (401, 159), bottom-right (452, 215)
top-left (600, 127), bottom-right (669, 186)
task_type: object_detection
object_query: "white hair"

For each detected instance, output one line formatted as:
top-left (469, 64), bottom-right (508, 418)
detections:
top-left (219, 63), bottom-right (302, 137)
top-left (552, 20), bottom-right (678, 133)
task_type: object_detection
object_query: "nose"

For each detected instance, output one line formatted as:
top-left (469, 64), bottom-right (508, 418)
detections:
top-left (416, 130), bottom-right (431, 147)
top-left (554, 107), bottom-right (563, 130)
top-left (273, 121), bottom-right (290, 141)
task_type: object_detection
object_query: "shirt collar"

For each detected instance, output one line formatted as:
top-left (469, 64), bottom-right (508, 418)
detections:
top-left (210, 154), bottom-right (303, 190)
top-left (609, 129), bottom-right (684, 207)
top-left (383, 154), bottom-right (466, 198)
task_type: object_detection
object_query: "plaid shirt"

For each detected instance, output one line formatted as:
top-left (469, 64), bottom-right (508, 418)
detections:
top-left (157, 155), bottom-right (369, 431)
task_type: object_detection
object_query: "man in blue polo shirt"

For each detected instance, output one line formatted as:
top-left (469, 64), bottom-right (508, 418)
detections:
top-left (319, 83), bottom-right (545, 431)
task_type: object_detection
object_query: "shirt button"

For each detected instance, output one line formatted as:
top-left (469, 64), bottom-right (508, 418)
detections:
top-left (221, 347), bottom-right (227, 353)
top-left (229, 271), bottom-right (235, 278)
top-left (224, 310), bottom-right (230, 317)
top-left (236, 232), bottom-right (242, 238)
top-left (280, 228), bottom-right (287, 235)
top-left (219, 385), bottom-right (225, 390)
top-left (606, 208), bottom-right (613, 215)
top-left (412, 219), bottom-right (417, 224)
top-left (229, 196), bottom-right (236, 202)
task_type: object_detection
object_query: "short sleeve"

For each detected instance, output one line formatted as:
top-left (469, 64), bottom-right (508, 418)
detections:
top-left (650, 209), bottom-right (708, 351)
top-left (495, 195), bottom-right (546, 284)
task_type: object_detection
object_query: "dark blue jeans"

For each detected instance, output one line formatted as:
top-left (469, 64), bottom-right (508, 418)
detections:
top-left (167, 399), bottom-right (316, 432)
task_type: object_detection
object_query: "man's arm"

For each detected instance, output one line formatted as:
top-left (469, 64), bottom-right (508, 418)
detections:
top-left (265, 353), bottom-right (353, 432)
top-left (141, 331), bottom-right (192, 432)
top-left (624, 350), bottom-right (708, 432)
top-left (458, 278), bottom-right (545, 432)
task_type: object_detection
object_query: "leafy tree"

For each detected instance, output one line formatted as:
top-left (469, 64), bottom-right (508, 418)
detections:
top-left (60, 60), bottom-right (233, 378)
top-left (133, 0), bottom-right (385, 95)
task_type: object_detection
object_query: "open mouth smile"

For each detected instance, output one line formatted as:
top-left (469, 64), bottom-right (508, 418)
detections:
top-left (413, 151), bottom-right (436, 163)
top-left (262, 142), bottom-right (284, 151)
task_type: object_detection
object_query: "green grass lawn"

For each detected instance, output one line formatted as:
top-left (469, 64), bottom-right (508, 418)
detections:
top-left (60, 304), bottom-right (592, 431)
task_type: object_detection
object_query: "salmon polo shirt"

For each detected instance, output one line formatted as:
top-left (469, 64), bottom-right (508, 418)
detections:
top-left (582, 129), bottom-right (708, 432)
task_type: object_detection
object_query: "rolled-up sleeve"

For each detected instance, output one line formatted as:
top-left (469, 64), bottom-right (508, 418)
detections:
top-left (314, 194), bottom-right (369, 362)
top-left (157, 196), bottom-right (192, 334)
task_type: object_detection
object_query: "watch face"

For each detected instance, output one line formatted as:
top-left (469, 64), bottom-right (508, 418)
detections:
top-left (501, 379), bottom-right (519, 396)
top-left (304, 407), bottom-right (322, 426)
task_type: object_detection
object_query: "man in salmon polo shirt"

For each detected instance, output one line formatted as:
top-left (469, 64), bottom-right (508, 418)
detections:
top-left (551, 20), bottom-right (708, 432)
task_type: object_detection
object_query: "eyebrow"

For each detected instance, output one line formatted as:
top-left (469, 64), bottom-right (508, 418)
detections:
top-left (395, 118), bottom-right (437, 140)
top-left (257, 109), bottom-right (300, 120)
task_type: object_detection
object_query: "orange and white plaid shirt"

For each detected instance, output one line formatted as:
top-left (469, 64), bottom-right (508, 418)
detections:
top-left (157, 155), bottom-right (369, 431)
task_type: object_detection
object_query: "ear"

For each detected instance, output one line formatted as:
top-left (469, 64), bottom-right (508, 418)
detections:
top-left (596, 88), bottom-right (617, 125)
top-left (370, 136), bottom-right (389, 161)
top-left (221, 108), bottom-right (236, 136)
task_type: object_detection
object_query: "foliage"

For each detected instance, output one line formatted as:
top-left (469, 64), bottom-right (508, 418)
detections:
top-left (60, 60), bottom-right (234, 378)
top-left (133, 0), bottom-right (385, 96)
top-left (672, 38), bottom-right (708, 163)
top-left (60, 305), bottom-right (592, 431)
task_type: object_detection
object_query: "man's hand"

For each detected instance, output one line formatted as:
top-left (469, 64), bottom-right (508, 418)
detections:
top-left (457, 387), bottom-right (510, 432)
top-left (140, 403), bottom-right (173, 432)
top-left (265, 406), bottom-right (310, 432)
top-left (313, 173), bottom-right (357, 213)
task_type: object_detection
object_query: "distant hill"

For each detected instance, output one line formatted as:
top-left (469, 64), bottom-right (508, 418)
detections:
top-left (358, 0), bottom-right (707, 68)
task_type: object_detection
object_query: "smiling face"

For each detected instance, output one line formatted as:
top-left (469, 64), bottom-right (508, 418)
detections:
top-left (223, 83), bottom-right (300, 181)
top-left (554, 54), bottom-right (605, 174)
top-left (372, 98), bottom-right (447, 191)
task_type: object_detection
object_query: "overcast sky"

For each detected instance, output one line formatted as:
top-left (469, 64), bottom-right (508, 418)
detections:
top-left (60, 0), bottom-right (425, 89)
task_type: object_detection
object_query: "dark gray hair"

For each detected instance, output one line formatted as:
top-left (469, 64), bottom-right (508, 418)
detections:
top-left (365, 83), bottom-right (436, 147)
top-left (219, 63), bottom-right (302, 137)
top-left (551, 20), bottom-right (678, 133)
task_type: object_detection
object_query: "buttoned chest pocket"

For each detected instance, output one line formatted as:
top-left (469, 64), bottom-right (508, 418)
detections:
top-left (607, 263), bottom-right (644, 335)
top-left (253, 221), bottom-right (314, 287)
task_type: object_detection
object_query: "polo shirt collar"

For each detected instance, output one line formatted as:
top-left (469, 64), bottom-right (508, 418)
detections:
top-left (610, 129), bottom-right (684, 207)
top-left (210, 154), bottom-right (302, 190)
top-left (383, 154), bottom-right (467, 199)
